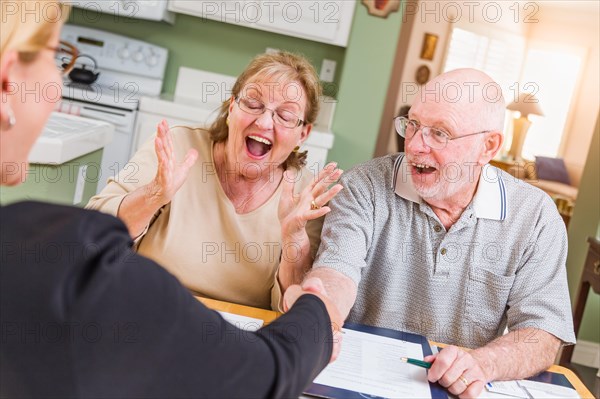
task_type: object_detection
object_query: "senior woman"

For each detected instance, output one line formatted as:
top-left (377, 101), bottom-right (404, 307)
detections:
top-left (1, 2), bottom-right (342, 397)
top-left (87, 52), bottom-right (342, 309)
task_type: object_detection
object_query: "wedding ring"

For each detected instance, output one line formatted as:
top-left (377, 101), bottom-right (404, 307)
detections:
top-left (310, 200), bottom-right (321, 210)
top-left (459, 375), bottom-right (469, 386)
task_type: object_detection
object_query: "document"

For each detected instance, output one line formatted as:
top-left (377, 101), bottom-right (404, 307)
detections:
top-left (480, 379), bottom-right (580, 399)
top-left (517, 380), bottom-right (579, 399)
top-left (218, 311), bottom-right (263, 331)
top-left (312, 328), bottom-right (432, 398)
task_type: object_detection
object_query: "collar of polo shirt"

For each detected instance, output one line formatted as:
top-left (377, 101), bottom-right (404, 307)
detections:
top-left (392, 154), bottom-right (507, 221)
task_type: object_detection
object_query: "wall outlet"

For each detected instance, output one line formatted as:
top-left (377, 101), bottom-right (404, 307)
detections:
top-left (320, 59), bottom-right (336, 83)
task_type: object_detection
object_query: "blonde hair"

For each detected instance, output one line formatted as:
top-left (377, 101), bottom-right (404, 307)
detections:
top-left (1, 1), bottom-right (70, 62)
top-left (209, 51), bottom-right (322, 170)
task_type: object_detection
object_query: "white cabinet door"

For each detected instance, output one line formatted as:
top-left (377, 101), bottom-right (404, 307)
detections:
top-left (73, 0), bottom-right (175, 23)
top-left (168, 0), bottom-right (244, 24)
top-left (132, 111), bottom-right (202, 155)
top-left (255, 1), bottom-right (338, 43)
top-left (168, 0), bottom-right (355, 47)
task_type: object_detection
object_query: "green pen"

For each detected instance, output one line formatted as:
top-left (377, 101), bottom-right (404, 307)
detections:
top-left (401, 357), bottom-right (432, 369)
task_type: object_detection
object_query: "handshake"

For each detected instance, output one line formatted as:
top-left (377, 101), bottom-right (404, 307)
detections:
top-left (283, 277), bottom-right (344, 363)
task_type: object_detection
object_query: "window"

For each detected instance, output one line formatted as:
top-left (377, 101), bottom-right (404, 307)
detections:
top-left (520, 47), bottom-right (582, 158)
top-left (443, 27), bottom-right (525, 101)
top-left (443, 26), bottom-right (525, 153)
top-left (443, 26), bottom-right (583, 160)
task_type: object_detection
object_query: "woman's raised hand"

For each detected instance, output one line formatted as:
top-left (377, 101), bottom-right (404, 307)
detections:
top-left (146, 120), bottom-right (198, 206)
top-left (278, 162), bottom-right (343, 241)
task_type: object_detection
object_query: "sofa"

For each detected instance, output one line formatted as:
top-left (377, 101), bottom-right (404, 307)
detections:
top-left (506, 157), bottom-right (581, 202)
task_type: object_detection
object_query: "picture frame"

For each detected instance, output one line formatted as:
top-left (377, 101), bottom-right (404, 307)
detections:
top-left (361, 0), bottom-right (400, 18)
top-left (415, 65), bottom-right (431, 85)
top-left (420, 33), bottom-right (438, 61)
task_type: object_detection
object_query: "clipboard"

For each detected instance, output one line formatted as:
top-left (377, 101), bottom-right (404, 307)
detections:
top-left (304, 322), bottom-right (448, 399)
top-left (526, 370), bottom-right (574, 389)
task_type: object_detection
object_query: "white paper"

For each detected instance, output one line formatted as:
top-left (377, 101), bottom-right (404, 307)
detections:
top-left (218, 311), bottom-right (263, 332)
top-left (312, 328), bottom-right (432, 398)
top-left (478, 390), bottom-right (523, 399)
top-left (484, 381), bottom-right (529, 398)
top-left (479, 379), bottom-right (580, 399)
top-left (518, 380), bottom-right (579, 399)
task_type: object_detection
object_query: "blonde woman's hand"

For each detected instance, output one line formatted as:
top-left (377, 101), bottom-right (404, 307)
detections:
top-left (145, 120), bottom-right (198, 206)
top-left (278, 162), bottom-right (343, 242)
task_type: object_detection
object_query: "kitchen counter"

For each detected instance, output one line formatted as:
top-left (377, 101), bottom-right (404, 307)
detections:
top-left (29, 112), bottom-right (114, 165)
top-left (0, 113), bottom-right (115, 207)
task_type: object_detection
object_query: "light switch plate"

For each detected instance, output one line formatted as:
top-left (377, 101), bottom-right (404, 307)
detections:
top-left (320, 59), bottom-right (336, 83)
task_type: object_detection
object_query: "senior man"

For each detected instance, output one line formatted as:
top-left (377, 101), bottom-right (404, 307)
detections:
top-left (305, 69), bottom-right (575, 398)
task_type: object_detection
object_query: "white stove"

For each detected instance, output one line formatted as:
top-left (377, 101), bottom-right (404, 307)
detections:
top-left (61, 81), bottom-right (140, 111)
top-left (57, 24), bottom-right (168, 192)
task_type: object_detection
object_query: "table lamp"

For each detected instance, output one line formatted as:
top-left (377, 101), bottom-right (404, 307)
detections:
top-left (506, 93), bottom-right (544, 160)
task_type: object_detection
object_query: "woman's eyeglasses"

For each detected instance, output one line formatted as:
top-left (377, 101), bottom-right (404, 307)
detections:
top-left (235, 96), bottom-right (305, 129)
top-left (48, 41), bottom-right (79, 75)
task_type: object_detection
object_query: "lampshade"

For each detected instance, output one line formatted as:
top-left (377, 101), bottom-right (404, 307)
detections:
top-left (507, 93), bottom-right (544, 118)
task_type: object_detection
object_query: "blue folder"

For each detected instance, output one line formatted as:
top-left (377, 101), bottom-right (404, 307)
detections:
top-left (304, 323), bottom-right (576, 399)
top-left (303, 322), bottom-right (448, 399)
top-left (526, 370), bottom-right (574, 389)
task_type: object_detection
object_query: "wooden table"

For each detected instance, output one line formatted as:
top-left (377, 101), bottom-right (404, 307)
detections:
top-left (197, 297), bottom-right (281, 324)
top-left (197, 297), bottom-right (594, 398)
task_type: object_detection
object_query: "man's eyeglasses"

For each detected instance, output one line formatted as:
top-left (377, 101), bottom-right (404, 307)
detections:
top-left (49, 41), bottom-right (79, 75)
top-left (235, 96), bottom-right (305, 129)
top-left (394, 116), bottom-right (490, 150)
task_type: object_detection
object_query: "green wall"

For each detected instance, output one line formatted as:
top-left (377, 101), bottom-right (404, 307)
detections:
top-left (0, 150), bottom-right (103, 207)
top-left (68, 8), bottom-right (346, 97)
top-left (328, 5), bottom-right (403, 170)
top-left (566, 114), bottom-right (600, 344)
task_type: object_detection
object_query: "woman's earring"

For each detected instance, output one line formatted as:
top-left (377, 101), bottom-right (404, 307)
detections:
top-left (293, 146), bottom-right (300, 153)
top-left (226, 116), bottom-right (230, 126)
top-left (2, 108), bottom-right (16, 130)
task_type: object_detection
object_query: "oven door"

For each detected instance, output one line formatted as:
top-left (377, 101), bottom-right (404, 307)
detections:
top-left (57, 99), bottom-right (138, 193)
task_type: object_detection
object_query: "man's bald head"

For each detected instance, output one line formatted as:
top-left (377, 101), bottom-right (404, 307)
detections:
top-left (416, 68), bottom-right (506, 134)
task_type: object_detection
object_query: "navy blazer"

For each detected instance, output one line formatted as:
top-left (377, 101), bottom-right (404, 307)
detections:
top-left (1, 201), bottom-right (331, 398)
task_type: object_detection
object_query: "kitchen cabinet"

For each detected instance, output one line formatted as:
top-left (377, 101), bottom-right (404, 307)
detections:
top-left (132, 108), bottom-right (206, 153)
top-left (73, 0), bottom-right (175, 23)
top-left (168, 0), bottom-right (356, 46)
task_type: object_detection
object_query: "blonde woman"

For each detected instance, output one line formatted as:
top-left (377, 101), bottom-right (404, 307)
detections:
top-left (1, 2), bottom-right (341, 397)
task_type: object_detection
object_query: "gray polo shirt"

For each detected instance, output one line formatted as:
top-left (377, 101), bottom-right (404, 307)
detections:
top-left (314, 154), bottom-right (575, 348)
